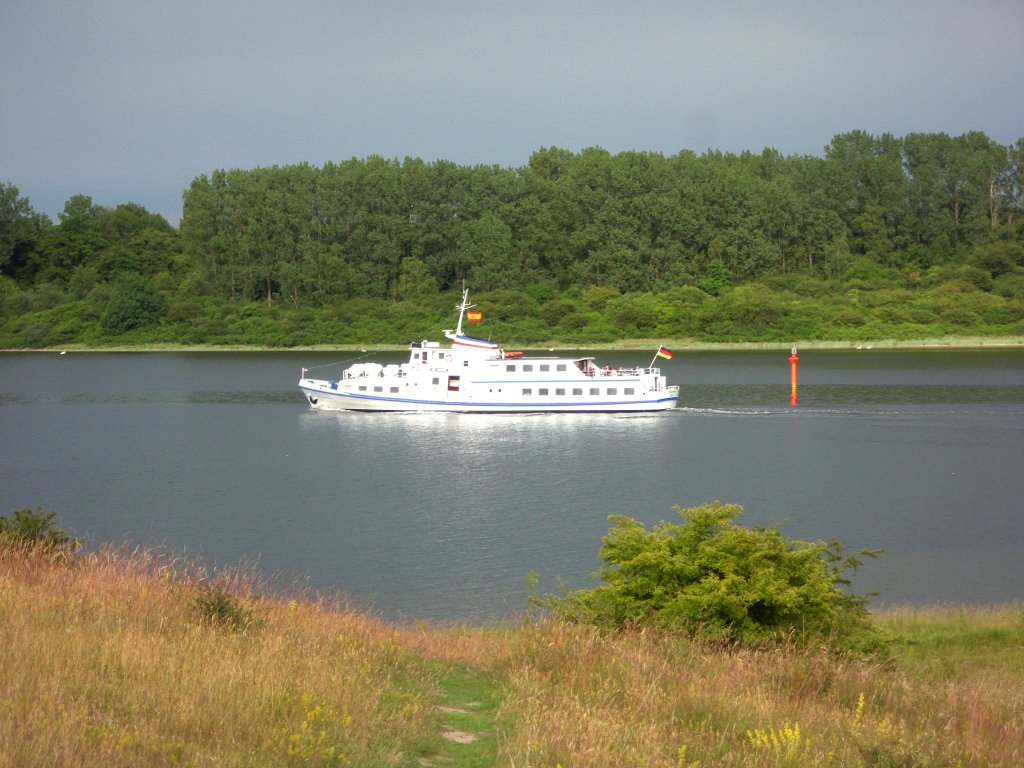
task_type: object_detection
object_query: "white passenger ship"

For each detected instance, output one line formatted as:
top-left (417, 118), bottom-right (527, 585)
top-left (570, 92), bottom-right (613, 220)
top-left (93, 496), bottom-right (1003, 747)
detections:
top-left (299, 290), bottom-right (679, 412)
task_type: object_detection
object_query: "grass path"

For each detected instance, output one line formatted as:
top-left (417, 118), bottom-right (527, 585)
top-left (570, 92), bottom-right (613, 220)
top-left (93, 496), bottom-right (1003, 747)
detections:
top-left (418, 665), bottom-right (501, 767)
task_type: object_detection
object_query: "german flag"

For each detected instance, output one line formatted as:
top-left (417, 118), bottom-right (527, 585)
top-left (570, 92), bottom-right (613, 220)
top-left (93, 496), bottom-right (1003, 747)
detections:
top-left (656, 346), bottom-right (673, 360)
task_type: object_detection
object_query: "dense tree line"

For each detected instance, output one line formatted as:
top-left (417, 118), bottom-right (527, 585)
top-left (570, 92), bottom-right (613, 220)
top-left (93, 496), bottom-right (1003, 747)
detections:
top-left (2, 131), bottom-right (1023, 347)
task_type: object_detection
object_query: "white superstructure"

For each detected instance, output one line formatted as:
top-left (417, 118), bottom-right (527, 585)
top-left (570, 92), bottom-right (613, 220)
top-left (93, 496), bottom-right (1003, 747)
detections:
top-left (299, 290), bottom-right (679, 412)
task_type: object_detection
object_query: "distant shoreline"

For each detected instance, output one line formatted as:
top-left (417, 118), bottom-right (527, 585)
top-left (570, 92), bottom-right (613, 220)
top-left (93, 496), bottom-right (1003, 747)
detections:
top-left (4, 335), bottom-right (1023, 354)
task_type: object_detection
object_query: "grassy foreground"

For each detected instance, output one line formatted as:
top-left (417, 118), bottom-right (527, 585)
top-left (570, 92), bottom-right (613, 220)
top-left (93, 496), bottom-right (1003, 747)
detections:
top-left (1, 544), bottom-right (1021, 767)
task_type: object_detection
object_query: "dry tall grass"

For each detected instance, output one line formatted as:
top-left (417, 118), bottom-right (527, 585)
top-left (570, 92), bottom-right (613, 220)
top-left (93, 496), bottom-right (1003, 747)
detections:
top-left (481, 616), bottom-right (1023, 767)
top-left (0, 543), bottom-right (437, 767)
top-left (2, 542), bottom-right (1021, 767)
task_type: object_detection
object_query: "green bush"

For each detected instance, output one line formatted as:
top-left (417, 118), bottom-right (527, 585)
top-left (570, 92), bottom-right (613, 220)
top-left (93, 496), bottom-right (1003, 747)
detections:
top-left (0, 507), bottom-right (77, 550)
top-left (533, 502), bottom-right (880, 648)
top-left (539, 298), bottom-right (579, 327)
top-left (557, 311), bottom-right (588, 333)
top-left (830, 308), bottom-right (867, 327)
top-left (719, 285), bottom-right (784, 330)
top-left (192, 584), bottom-right (254, 631)
top-left (579, 285), bottom-right (621, 311)
top-left (968, 241), bottom-right (1023, 277)
top-left (993, 273), bottom-right (1024, 300)
top-left (476, 289), bottom-right (540, 322)
top-left (574, 320), bottom-right (618, 343)
top-left (954, 265), bottom-right (994, 292)
top-left (774, 312), bottom-right (824, 339)
top-left (842, 258), bottom-right (898, 291)
top-left (609, 295), bottom-right (658, 335)
top-left (658, 285), bottom-right (708, 308)
top-left (982, 305), bottom-right (1012, 325)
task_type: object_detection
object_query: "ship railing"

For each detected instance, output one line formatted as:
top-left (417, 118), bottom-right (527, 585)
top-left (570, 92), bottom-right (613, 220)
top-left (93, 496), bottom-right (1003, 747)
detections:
top-left (594, 366), bottom-right (656, 377)
top-left (341, 369), bottom-right (408, 380)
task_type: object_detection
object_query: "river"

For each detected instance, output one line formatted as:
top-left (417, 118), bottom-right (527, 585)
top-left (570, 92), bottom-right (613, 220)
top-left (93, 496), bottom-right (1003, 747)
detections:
top-left (2, 348), bottom-right (1022, 621)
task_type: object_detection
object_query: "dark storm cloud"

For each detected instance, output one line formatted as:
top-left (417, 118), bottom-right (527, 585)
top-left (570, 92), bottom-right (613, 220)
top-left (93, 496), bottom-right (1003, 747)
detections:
top-left (2, 0), bottom-right (1021, 224)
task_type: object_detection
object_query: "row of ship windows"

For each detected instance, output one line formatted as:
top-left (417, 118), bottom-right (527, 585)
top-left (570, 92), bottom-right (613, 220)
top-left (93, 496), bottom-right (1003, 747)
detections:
top-left (523, 387), bottom-right (635, 396)
top-left (350, 384), bottom-right (635, 396)
top-left (506, 363), bottom-right (569, 372)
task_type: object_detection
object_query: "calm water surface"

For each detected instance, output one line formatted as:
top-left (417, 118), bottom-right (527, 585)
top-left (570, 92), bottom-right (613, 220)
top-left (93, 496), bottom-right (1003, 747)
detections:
top-left (2, 348), bottom-right (1023, 621)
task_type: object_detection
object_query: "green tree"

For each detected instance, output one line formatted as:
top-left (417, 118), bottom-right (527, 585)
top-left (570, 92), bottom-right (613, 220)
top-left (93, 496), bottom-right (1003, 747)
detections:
top-left (951, 131), bottom-right (1010, 238)
top-left (0, 183), bottom-right (51, 281)
top-left (1006, 138), bottom-right (1024, 237)
top-left (903, 132), bottom-right (959, 256)
top-left (397, 256), bottom-right (437, 300)
top-left (460, 211), bottom-right (519, 291)
top-left (823, 131), bottom-right (907, 259)
top-left (101, 273), bottom-right (167, 332)
top-left (34, 195), bottom-right (109, 282)
top-left (94, 203), bottom-right (179, 279)
top-left (822, 232), bottom-right (853, 279)
top-left (697, 259), bottom-right (731, 296)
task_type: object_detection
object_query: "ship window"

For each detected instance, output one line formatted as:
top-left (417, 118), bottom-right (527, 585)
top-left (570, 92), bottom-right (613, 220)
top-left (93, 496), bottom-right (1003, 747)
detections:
top-left (358, 385), bottom-right (367, 391)
top-left (572, 388), bottom-right (582, 396)
top-left (556, 364), bottom-right (567, 371)
top-left (506, 364), bottom-right (516, 372)
top-left (522, 388), bottom-right (532, 396)
top-left (438, 352), bottom-right (445, 359)
top-left (624, 387), bottom-right (635, 395)
top-left (556, 388), bottom-right (565, 396)
top-left (607, 388), bottom-right (617, 395)
top-left (590, 388), bottom-right (600, 396)
top-left (432, 377), bottom-right (439, 385)
top-left (374, 386), bottom-right (383, 392)
top-left (463, 360), bottom-right (469, 366)
top-left (539, 364), bottom-right (550, 371)
top-left (390, 386), bottom-right (399, 393)
top-left (539, 388), bottom-right (549, 396)
top-left (523, 364), bottom-right (533, 372)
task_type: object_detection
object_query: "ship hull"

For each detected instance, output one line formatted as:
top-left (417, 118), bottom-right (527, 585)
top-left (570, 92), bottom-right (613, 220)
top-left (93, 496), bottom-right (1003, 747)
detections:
top-left (300, 378), bottom-right (679, 413)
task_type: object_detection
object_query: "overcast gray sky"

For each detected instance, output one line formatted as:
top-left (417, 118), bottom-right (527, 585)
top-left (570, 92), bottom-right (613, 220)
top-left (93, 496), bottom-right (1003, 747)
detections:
top-left (2, 0), bottom-right (1021, 225)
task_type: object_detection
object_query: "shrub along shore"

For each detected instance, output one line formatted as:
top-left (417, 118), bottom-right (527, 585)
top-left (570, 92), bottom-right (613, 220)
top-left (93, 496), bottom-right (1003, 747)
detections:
top-left (6, 334), bottom-right (1024, 354)
top-left (2, 509), bottom-right (1022, 767)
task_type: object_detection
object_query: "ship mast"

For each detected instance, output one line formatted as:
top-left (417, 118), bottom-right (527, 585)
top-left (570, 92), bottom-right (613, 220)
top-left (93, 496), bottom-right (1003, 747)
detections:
top-left (453, 287), bottom-right (475, 338)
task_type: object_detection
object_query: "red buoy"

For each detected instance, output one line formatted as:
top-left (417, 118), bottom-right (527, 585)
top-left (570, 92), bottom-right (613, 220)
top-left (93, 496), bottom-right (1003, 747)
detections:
top-left (788, 347), bottom-right (799, 406)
